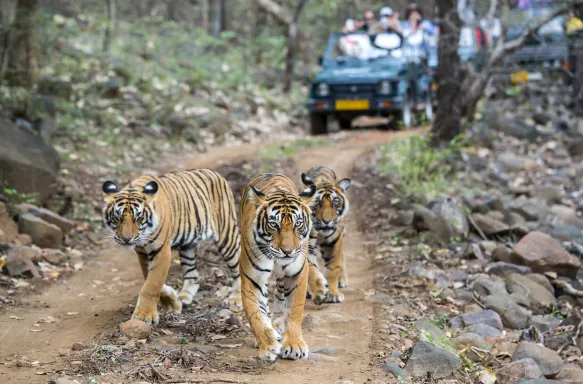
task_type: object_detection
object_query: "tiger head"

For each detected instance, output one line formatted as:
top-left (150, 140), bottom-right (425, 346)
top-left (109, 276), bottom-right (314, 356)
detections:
top-left (102, 179), bottom-right (160, 247)
top-left (301, 173), bottom-right (351, 231)
top-left (247, 185), bottom-right (316, 259)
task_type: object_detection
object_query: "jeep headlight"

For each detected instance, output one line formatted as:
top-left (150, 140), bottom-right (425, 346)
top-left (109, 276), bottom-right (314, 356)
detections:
top-left (378, 80), bottom-right (392, 95)
top-left (315, 83), bottom-right (329, 97)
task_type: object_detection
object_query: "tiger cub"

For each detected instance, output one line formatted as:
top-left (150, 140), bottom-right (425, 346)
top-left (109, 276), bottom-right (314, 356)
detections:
top-left (239, 173), bottom-right (316, 361)
top-left (301, 166), bottom-right (351, 303)
top-left (102, 169), bottom-right (241, 325)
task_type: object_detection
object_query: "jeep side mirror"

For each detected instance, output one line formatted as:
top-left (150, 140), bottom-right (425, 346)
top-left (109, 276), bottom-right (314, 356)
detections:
top-left (318, 56), bottom-right (324, 66)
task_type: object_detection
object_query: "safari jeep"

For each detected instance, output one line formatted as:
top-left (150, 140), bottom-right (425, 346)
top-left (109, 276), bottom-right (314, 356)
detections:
top-left (307, 28), bottom-right (485, 135)
top-left (307, 31), bottom-right (434, 134)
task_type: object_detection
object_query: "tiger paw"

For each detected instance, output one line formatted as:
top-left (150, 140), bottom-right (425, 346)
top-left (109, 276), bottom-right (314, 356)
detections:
top-left (338, 279), bottom-right (347, 288)
top-left (325, 290), bottom-right (344, 303)
top-left (160, 285), bottom-right (182, 314)
top-left (223, 292), bottom-right (242, 309)
top-left (280, 338), bottom-right (308, 360)
top-left (132, 305), bottom-right (159, 325)
top-left (258, 340), bottom-right (282, 362)
top-left (312, 290), bottom-right (328, 305)
top-left (179, 280), bottom-right (200, 305)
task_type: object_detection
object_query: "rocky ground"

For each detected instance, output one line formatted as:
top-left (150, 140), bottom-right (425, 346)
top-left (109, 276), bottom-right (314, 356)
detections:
top-left (4, 73), bottom-right (583, 384)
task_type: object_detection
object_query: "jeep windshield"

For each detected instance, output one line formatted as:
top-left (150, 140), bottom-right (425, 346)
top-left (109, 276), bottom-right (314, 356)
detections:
top-left (327, 32), bottom-right (403, 64)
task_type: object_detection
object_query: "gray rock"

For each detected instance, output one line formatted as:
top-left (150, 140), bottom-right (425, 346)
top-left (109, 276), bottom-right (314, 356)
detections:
top-left (471, 213), bottom-right (508, 236)
top-left (4, 247), bottom-right (41, 278)
top-left (506, 273), bottom-right (556, 311)
top-left (518, 380), bottom-right (568, 384)
top-left (191, 344), bottom-right (219, 354)
top-left (510, 201), bottom-right (544, 221)
top-left (497, 153), bottom-right (527, 172)
top-left (497, 358), bottom-right (544, 384)
top-left (483, 295), bottom-right (531, 329)
top-left (17, 204), bottom-right (75, 233)
top-left (0, 119), bottom-right (60, 204)
top-left (413, 198), bottom-right (469, 244)
top-left (449, 310), bottom-right (503, 331)
top-left (531, 316), bottom-right (562, 333)
top-left (453, 332), bottom-right (490, 361)
top-left (514, 341), bottom-right (563, 378)
top-left (532, 186), bottom-right (562, 205)
top-left (480, 240), bottom-right (499, 256)
top-left (473, 277), bottom-right (508, 297)
top-left (486, 262), bottom-right (532, 277)
top-left (550, 226), bottom-right (583, 242)
top-left (554, 364), bottom-right (583, 383)
top-left (568, 138), bottom-right (583, 157)
top-left (311, 346), bottom-right (346, 356)
top-left (383, 362), bottom-right (410, 380)
top-left (18, 213), bottom-right (63, 249)
top-left (511, 232), bottom-right (581, 278)
top-left (492, 245), bottom-right (513, 263)
top-left (404, 342), bottom-right (461, 379)
top-left (462, 323), bottom-right (503, 339)
top-left (526, 274), bottom-right (554, 295)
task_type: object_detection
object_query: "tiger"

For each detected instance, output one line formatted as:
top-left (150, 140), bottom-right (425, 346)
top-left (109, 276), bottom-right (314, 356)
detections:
top-left (102, 169), bottom-right (241, 325)
top-left (301, 166), bottom-right (351, 304)
top-left (239, 173), bottom-right (316, 362)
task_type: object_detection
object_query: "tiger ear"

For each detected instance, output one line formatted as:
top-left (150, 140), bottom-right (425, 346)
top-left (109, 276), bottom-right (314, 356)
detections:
top-left (301, 173), bottom-right (314, 186)
top-left (247, 185), bottom-right (266, 205)
top-left (143, 181), bottom-right (159, 203)
top-left (299, 184), bottom-right (316, 203)
top-left (337, 178), bottom-right (351, 192)
top-left (102, 181), bottom-right (118, 200)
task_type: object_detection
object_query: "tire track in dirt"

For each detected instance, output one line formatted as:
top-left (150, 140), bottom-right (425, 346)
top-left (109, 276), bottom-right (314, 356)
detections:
top-left (0, 129), bottom-right (420, 384)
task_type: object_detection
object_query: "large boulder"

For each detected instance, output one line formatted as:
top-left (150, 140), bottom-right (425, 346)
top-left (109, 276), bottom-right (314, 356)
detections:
top-left (498, 358), bottom-right (545, 384)
top-left (511, 232), bottom-right (581, 278)
top-left (505, 273), bottom-right (556, 312)
top-left (0, 119), bottom-right (60, 204)
top-left (404, 342), bottom-right (461, 379)
top-left (513, 341), bottom-right (563, 378)
top-left (18, 213), bottom-right (63, 249)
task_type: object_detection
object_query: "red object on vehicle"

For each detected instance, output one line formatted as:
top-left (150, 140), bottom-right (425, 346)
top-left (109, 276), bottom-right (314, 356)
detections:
top-left (474, 27), bottom-right (488, 49)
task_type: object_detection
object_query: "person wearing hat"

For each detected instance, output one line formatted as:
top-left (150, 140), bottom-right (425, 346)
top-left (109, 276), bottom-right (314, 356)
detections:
top-left (378, 6), bottom-right (402, 33)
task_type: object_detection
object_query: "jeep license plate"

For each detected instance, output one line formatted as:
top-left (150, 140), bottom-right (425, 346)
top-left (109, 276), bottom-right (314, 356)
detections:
top-left (335, 100), bottom-right (369, 111)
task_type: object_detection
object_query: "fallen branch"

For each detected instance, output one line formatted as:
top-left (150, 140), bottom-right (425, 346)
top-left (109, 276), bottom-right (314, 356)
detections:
top-left (552, 279), bottom-right (583, 297)
top-left (468, 214), bottom-right (488, 240)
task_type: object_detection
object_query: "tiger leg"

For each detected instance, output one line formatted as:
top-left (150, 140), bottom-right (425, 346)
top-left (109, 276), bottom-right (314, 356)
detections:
top-left (322, 231), bottom-right (345, 303)
top-left (133, 243), bottom-right (172, 325)
top-left (338, 255), bottom-right (348, 288)
top-left (280, 257), bottom-right (309, 360)
top-left (138, 250), bottom-right (182, 314)
top-left (240, 257), bottom-right (280, 361)
top-left (178, 246), bottom-right (200, 305)
top-left (272, 277), bottom-right (286, 336)
top-left (216, 236), bottom-right (242, 307)
top-left (307, 244), bottom-right (328, 305)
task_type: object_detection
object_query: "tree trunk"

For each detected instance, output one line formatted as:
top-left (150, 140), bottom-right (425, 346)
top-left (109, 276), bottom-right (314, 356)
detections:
top-left (5, 0), bottom-right (38, 88)
top-left (212, 0), bottom-right (222, 38)
top-left (103, 0), bottom-right (116, 53)
top-left (0, 0), bottom-right (16, 81)
top-left (283, 0), bottom-right (307, 93)
top-left (201, 0), bottom-right (209, 33)
top-left (431, 0), bottom-right (463, 145)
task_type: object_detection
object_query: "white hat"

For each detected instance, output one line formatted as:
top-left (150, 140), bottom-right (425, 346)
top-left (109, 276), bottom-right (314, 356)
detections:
top-left (379, 7), bottom-right (394, 17)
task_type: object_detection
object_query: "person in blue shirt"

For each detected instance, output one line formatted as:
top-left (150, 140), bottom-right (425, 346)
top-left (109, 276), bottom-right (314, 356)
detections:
top-left (401, 3), bottom-right (436, 37)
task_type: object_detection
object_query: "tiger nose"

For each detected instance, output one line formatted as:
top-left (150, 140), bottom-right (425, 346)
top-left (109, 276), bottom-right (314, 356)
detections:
top-left (322, 219), bottom-right (332, 225)
top-left (282, 248), bottom-right (293, 256)
top-left (120, 235), bottom-right (133, 243)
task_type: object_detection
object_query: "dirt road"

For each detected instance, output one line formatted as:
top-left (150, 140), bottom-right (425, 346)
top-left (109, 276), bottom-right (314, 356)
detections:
top-left (0, 130), bottom-right (418, 384)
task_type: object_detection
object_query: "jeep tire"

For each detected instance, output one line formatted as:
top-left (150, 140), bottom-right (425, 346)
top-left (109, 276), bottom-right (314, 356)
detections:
top-left (337, 117), bottom-right (352, 130)
top-left (310, 113), bottom-right (328, 135)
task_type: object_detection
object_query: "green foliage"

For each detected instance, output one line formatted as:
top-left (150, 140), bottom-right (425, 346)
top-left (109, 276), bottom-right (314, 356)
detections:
top-left (428, 312), bottom-right (450, 330)
top-left (259, 137), bottom-right (329, 161)
top-left (2, 183), bottom-right (39, 209)
top-left (377, 134), bottom-right (468, 198)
